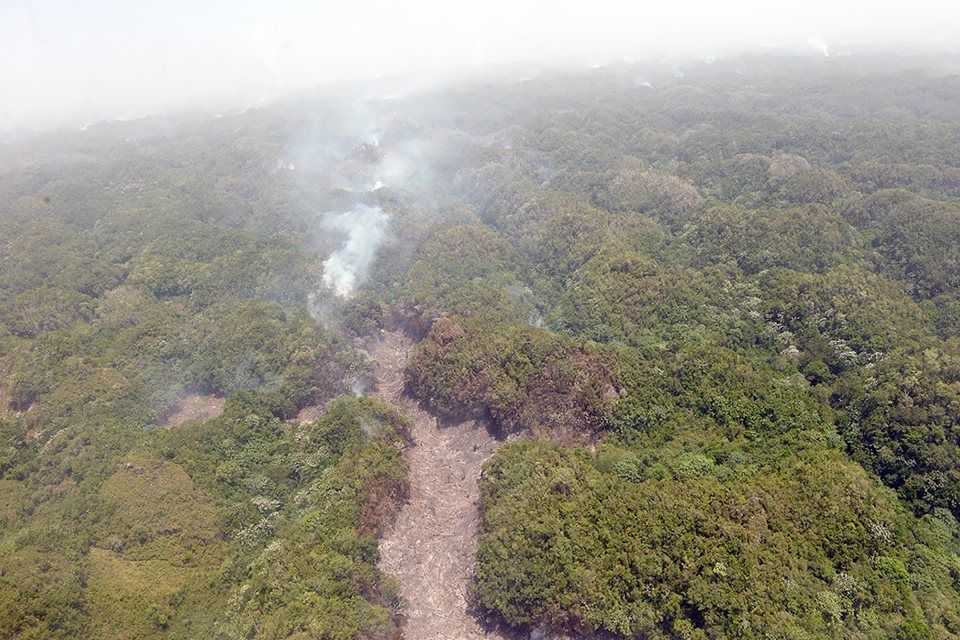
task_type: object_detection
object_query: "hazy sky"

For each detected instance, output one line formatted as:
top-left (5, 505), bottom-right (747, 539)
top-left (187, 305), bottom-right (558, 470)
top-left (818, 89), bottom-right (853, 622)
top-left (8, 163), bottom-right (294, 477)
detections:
top-left (2, 0), bottom-right (959, 130)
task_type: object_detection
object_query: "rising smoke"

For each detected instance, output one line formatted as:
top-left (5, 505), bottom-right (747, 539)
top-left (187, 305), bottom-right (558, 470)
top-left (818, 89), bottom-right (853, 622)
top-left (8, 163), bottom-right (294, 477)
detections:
top-left (278, 99), bottom-right (396, 308)
top-left (284, 90), bottom-right (515, 319)
top-left (321, 203), bottom-right (389, 298)
top-left (299, 98), bottom-right (437, 307)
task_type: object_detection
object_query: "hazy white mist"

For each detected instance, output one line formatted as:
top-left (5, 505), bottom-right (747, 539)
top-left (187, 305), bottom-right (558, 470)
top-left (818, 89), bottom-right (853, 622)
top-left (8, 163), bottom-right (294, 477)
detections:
top-left (2, 0), bottom-right (959, 130)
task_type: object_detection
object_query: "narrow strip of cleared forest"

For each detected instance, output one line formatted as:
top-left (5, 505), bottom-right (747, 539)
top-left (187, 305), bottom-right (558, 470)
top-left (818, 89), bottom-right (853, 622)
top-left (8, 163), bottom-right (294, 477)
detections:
top-left (368, 330), bottom-right (514, 640)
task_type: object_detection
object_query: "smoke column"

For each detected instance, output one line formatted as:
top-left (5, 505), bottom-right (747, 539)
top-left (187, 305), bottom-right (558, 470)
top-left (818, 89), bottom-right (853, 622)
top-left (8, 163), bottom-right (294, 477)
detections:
top-left (321, 204), bottom-right (390, 298)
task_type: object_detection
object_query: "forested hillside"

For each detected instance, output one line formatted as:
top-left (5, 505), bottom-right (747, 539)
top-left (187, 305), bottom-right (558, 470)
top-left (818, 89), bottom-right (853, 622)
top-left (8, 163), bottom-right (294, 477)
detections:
top-left (2, 55), bottom-right (960, 639)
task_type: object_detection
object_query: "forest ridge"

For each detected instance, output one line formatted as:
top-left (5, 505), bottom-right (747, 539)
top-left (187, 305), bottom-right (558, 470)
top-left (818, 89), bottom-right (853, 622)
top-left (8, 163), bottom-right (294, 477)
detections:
top-left (1, 55), bottom-right (960, 639)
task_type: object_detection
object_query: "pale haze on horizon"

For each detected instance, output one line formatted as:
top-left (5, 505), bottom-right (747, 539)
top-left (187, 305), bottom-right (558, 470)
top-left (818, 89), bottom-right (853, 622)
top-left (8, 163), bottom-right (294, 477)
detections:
top-left (2, 0), bottom-right (959, 131)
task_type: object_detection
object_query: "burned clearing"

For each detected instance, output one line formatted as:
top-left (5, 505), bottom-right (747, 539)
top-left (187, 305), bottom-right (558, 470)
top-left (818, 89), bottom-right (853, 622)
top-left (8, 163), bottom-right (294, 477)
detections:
top-left (368, 330), bottom-right (513, 640)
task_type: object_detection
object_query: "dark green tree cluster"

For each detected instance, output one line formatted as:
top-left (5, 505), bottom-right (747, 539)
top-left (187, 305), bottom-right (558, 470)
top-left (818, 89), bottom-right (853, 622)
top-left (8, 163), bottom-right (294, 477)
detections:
top-left (389, 57), bottom-right (960, 638)
top-left (2, 54), bottom-right (960, 640)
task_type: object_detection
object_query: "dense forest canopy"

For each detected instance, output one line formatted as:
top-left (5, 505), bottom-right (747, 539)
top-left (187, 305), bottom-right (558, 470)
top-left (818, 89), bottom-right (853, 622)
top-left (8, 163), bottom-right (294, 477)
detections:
top-left (2, 54), bottom-right (960, 639)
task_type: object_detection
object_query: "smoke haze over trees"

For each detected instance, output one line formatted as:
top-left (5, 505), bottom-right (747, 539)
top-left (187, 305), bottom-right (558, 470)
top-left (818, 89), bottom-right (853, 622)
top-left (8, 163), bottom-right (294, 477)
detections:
top-left (3, 5), bottom-right (960, 640)
top-left (2, 0), bottom-right (960, 130)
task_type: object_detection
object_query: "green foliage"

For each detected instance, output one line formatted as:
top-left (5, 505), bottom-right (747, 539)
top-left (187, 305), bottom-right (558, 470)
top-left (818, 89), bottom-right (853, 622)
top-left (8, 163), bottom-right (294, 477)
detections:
top-left (595, 166), bottom-right (701, 223)
top-left (126, 223), bottom-right (315, 307)
top-left (406, 315), bottom-right (616, 436)
top-left (0, 222), bottom-right (122, 298)
top-left (183, 301), bottom-right (322, 395)
top-left (677, 204), bottom-right (860, 275)
top-left (0, 288), bottom-right (95, 338)
top-left (855, 192), bottom-right (960, 298)
top-left (4, 55), bottom-right (960, 640)
top-left (553, 251), bottom-right (759, 346)
top-left (477, 440), bottom-right (958, 639)
top-left (836, 344), bottom-right (960, 516)
top-left (399, 224), bottom-right (534, 326)
top-left (216, 396), bottom-right (409, 640)
top-left (0, 128), bottom-right (379, 638)
top-left (758, 265), bottom-right (932, 371)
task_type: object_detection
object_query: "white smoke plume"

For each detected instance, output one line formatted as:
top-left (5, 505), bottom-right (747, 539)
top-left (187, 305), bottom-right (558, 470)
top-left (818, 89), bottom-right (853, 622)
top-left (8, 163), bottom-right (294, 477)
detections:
top-left (321, 204), bottom-right (390, 298)
top-left (285, 97), bottom-right (436, 314)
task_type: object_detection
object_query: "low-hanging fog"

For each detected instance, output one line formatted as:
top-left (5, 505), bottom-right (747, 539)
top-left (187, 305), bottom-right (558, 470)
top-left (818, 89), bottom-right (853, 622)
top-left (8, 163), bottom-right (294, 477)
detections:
top-left (2, 0), bottom-right (960, 131)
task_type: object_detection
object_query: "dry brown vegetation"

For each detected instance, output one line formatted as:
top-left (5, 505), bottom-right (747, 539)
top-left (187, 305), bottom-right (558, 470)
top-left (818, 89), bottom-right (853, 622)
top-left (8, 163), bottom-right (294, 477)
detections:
top-left (159, 393), bottom-right (225, 429)
top-left (368, 330), bottom-right (519, 640)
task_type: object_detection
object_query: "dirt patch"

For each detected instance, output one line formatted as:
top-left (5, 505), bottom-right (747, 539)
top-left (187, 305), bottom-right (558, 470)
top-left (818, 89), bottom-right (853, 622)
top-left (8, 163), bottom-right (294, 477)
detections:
top-left (160, 393), bottom-right (225, 429)
top-left (293, 402), bottom-right (328, 423)
top-left (367, 330), bottom-right (520, 640)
